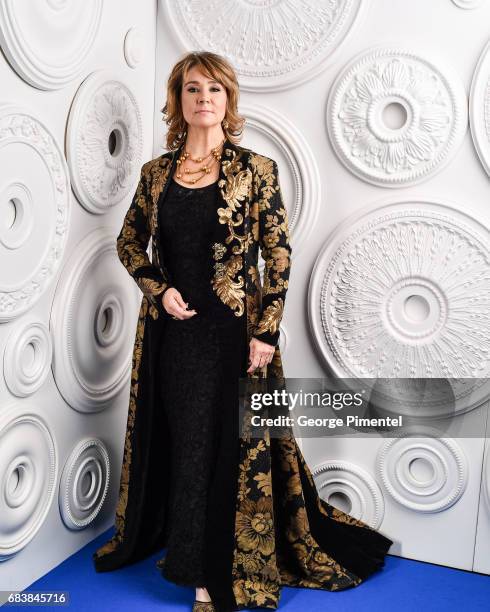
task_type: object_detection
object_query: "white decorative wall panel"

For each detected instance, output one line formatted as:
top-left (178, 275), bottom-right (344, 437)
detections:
top-left (451, 0), bottom-right (484, 9)
top-left (469, 39), bottom-right (490, 176)
top-left (3, 320), bottom-right (52, 397)
top-left (162, 0), bottom-right (366, 91)
top-left (123, 27), bottom-right (146, 69)
top-left (0, 405), bottom-right (57, 561)
top-left (0, 0), bottom-right (103, 90)
top-left (308, 200), bottom-right (490, 379)
top-left (377, 436), bottom-right (468, 513)
top-left (66, 70), bottom-right (144, 214)
top-left (327, 47), bottom-right (467, 187)
top-left (58, 438), bottom-right (110, 530)
top-left (239, 103), bottom-right (321, 252)
top-left (0, 104), bottom-right (70, 322)
top-left (0, 0), bottom-right (157, 595)
top-left (361, 377), bottom-right (490, 419)
top-left (50, 228), bottom-right (140, 413)
top-left (312, 459), bottom-right (386, 528)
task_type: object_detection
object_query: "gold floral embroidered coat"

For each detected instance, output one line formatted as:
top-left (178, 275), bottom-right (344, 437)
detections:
top-left (92, 137), bottom-right (393, 611)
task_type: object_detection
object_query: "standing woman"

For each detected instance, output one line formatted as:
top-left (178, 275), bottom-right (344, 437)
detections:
top-left (93, 52), bottom-right (394, 612)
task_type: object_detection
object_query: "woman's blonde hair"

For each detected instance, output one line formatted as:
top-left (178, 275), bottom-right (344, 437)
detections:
top-left (161, 51), bottom-right (246, 151)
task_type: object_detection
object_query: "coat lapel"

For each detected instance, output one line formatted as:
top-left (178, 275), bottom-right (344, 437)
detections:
top-left (210, 140), bottom-right (252, 318)
top-left (150, 137), bottom-right (252, 320)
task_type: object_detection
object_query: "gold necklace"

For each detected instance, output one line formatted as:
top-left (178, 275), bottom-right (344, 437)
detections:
top-left (176, 138), bottom-right (224, 185)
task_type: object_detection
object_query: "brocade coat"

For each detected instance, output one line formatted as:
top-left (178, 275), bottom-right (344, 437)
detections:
top-left (92, 137), bottom-right (393, 611)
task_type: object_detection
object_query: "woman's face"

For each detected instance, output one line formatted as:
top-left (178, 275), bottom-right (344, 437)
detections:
top-left (181, 65), bottom-right (227, 131)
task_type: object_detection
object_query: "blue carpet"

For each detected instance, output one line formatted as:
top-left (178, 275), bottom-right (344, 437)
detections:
top-left (18, 527), bottom-right (489, 611)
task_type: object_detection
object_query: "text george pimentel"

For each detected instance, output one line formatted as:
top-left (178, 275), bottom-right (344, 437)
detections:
top-left (248, 390), bottom-right (403, 428)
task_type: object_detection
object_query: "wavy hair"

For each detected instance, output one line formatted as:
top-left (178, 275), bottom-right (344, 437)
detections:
top-left (161, 51), bottom-right (246, 151)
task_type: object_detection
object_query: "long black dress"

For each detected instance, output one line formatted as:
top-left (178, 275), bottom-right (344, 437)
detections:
top-left (156, 176), bottom-right (248, 587)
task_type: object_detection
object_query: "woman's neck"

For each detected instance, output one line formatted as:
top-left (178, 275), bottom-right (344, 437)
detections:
top-left (184, 128), bottom-right (225, 157)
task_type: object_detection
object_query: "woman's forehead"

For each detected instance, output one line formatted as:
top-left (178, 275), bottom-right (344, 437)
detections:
top-left (183, 65), bottom-right (220, 84)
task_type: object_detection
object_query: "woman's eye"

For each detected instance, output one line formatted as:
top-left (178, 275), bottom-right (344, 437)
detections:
top-left (187, 87), bottom-right (221, 92)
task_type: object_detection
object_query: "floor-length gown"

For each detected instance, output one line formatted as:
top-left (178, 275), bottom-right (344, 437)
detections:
top-left (152, 174), bottom-right (393, 608)
top-left (156, 176), bottom-right (248, 587)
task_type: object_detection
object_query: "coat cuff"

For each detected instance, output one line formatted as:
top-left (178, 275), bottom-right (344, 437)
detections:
top-left (133, 265), bottom-right (169, 297)
top-left (252, 328), bottom-right (280, 347)
top-left (133, 266), bottom-right (175, 319)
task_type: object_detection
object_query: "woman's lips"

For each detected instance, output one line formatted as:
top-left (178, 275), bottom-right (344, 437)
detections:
top-left (197, 110), bottom-right (212, 113)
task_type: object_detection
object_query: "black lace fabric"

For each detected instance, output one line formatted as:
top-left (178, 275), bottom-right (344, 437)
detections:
top-left (157, 177), bottom-right (247, 587)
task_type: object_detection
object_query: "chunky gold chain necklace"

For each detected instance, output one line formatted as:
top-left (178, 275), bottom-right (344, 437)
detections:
top-left (175, 137), bottom-right (225, 185)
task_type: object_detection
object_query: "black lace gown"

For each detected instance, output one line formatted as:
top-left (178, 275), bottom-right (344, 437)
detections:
top-left (157, 176), bottom-right (248, 587)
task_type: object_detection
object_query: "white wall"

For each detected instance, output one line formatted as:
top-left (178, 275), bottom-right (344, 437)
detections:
top-left (0, 0), bottom-right (157, 593)
top-left (0, 0), bottom-right (488, 595)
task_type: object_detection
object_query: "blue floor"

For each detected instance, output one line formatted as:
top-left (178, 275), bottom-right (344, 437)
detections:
top-left (19, 527), bottom-right (489, 611)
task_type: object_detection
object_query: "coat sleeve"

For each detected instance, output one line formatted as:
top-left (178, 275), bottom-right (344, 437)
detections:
top-left (116, 162), bottom-right (172, 309)
top-left (253, 159), bottom-right (292, 347)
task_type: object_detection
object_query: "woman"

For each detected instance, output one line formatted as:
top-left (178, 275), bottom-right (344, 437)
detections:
top-left (93, 51), bottom-right (394, 612)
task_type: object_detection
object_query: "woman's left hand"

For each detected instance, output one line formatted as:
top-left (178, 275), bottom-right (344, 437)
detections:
top-left (247, 337), bottom-right (275, 373)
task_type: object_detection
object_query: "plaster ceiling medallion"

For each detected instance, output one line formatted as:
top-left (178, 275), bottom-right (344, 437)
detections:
top-left (3, 320), bottom-right (53, 397)
top-left (377, 434), bottom-right (468, 512)
top-left (0, 0), bottom-right (102, 90)
top-left (163, 0), bottom-right (364, 91)
top-left (451, 0), bottom-right (484, 8)
top-left (66, 70), bottom-right (144, 214)
top-left (124, 27), bottom-right (145, 69)
top-left (361, 376), bottom-right (490, 420)
top-left (240, 103), bottom-right (321, 253)
top-left (312, 459), bottom-right (386, 528)
top-left (327, 47), bottom-right (467, 187)
top-left (59, 438), bottom-right (110, 530)
top-left (308, 199), bottom-right (490, 382)
top-left (50, 228), bottom-right (141, 412)
top-left (469, 39), bottom-right (490, 176)
top-left (0, 405), bottom-right (57, 560)
top-left (0, 104), bottom-right (70, 322)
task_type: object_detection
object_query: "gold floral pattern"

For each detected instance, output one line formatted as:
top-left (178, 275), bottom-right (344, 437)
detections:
top-left (254, 298), bottom-right (284, 337)
top-left (212, 242), bottom-right (226, 261)
top-left (209, 149), bottom-right (251, 317)
top-left (192, 602), bottom-right (215, 612)
top-left (93, 295), bottom-right (148, 559)
top-left (136, 277), bottom-right (165, 297)
top-left (245, 153), bottom-right (292, 349)
top-left (211, 254), bottom-right (245, 317)
top-left (115, 160), bottom-right (172, 318)
top-left (217, 155), bottom-right (252, 253)
top-left (230, 410), bottom-right (374, 609)
top-left (236, 497), bottom-right (275, 556)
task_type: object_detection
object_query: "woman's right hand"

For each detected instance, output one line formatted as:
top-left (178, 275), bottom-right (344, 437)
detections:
top-left (162, 287), bottom-right (197, 320)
